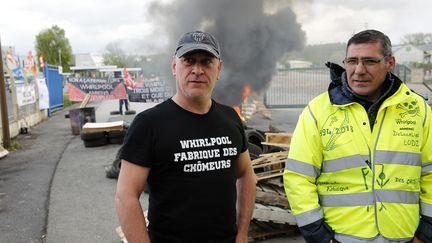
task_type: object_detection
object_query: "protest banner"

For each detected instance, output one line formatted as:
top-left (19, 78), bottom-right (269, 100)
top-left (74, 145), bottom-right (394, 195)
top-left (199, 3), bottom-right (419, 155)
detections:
top-left (126, 77), bottom-right (174, 103)
top-left (67, 77), bottom-right (127, 101)
top-left (16, 82), bottom-right (36, 106)
top-left (36, 78), bottom-right (50, 109)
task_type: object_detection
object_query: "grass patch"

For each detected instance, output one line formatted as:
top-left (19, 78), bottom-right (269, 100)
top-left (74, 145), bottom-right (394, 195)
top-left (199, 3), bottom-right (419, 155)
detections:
top-left (63, 92), bottom-right (72, 108)
top-left (7, 139), bottom-right (22, 151)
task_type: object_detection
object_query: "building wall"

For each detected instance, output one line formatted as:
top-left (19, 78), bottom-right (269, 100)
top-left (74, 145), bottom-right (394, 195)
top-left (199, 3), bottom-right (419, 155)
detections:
top-left (0, 110), bottom-right (48, 143)
top-left (394, 44), bottom-right (424, 64)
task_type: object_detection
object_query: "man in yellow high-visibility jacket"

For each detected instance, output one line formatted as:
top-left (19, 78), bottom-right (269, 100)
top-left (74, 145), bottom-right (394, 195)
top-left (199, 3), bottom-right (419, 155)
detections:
top-left (284, 29), bottom-right (432, 243)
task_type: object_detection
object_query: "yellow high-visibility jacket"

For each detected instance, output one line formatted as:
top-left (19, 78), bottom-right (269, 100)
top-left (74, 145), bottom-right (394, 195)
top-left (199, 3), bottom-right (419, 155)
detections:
top-left (284, 79), bottom-right (432, 242)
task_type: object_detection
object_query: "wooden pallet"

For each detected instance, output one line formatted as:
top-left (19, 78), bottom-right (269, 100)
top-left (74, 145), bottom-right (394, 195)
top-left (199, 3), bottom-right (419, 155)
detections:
top-left (248, 219), bottom-right (299, 241)
top-left (252, 151), bottom-right (287, 181)
top-left (82, 121), bottom-right (125, 133)
top-left (256, 182), bottom-right (289, 209)
top-left (261, 132), bottom-right (292, 148)
top-left (252, 203), bottom-right (296, 225)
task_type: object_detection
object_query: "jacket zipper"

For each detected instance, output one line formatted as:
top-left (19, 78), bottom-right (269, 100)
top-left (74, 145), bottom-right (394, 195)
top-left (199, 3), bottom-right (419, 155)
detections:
top-left (372, 107), bottom-right (388, 236)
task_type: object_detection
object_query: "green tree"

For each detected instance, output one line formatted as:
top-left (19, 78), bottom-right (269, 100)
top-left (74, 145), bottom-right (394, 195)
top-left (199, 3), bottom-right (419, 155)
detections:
top-left (400, 32), bottom-right (432, 46)
top-left (35, 25), bottom-right (73, 72)
top-left (102, 42), bottom-right (129, 68)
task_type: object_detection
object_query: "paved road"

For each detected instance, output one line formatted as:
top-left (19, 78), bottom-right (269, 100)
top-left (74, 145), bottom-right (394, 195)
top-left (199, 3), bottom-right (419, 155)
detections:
top-left (0, 106), bottom-right (75, 242)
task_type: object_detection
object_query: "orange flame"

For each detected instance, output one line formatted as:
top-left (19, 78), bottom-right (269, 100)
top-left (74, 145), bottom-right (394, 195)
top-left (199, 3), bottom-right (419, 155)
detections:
top-left (232, 85), bottom-right (252, 122)
top-left (233, 105), bottom-right (246, 122)
top-left (233, 84), bottom-right (252, 122)
top-left (242, 84), bottom-right (251, 102)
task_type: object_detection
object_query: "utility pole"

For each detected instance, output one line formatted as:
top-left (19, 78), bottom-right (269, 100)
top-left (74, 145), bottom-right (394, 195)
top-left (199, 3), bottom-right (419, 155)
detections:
top-left (0, 37), bottom-right (11, 149)
top-left (58, 49), bottom-right (61, 67)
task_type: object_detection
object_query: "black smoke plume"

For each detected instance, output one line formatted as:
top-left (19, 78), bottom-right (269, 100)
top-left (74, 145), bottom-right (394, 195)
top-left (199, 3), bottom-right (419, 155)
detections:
top-left (147, 0), bottom-right (305, 106)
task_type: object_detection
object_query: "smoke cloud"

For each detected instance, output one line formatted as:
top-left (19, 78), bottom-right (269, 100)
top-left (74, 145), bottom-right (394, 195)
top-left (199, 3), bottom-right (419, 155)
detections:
top-left (147, 0), bottom-right (305, 105)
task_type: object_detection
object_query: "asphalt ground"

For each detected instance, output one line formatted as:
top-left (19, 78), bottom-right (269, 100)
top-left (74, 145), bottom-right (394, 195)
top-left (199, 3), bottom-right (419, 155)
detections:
top-left (0, 99), bottom-right (305, 243)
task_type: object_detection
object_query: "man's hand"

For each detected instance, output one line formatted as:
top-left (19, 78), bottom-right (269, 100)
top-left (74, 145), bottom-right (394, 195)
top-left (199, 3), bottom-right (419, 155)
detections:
top-left (235, 232), bottom-right (248, 243)
top-left (331, 237), bottom-right (424, 243)
top-left (412, 237), bottom-right (425, 243)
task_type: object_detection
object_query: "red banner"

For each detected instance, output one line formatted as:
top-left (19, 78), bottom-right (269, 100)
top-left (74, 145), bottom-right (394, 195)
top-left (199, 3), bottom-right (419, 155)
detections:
top-left (67, 77), bottom-right (127, 101)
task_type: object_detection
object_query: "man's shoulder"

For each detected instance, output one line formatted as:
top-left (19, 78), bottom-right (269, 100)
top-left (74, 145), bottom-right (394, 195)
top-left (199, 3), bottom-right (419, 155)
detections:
top-left (303, 92), bottom-right (335, 121)
top-left (212, 100), bottom-right (239, 118)
top-left (132, 100), bottom-right (174, 124)
top-left (393, 83), bottom-right (429, 106)
top-left (309, 92), bottom-right (331, 106)
top-left (139, 99), bottom-right (172, 114)
top-left (212, 100), bottom-right (234, 112)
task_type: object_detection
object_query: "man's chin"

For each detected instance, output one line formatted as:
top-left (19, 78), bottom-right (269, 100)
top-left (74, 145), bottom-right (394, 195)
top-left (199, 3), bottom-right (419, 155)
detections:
top-left (187, 92), bottom-right (210, 101)
top-left (352, 87), bottom-right (371, 96)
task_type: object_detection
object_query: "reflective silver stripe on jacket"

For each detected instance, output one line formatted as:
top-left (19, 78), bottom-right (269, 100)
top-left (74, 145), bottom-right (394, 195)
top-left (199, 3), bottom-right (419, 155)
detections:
top-left (421, 202), bottom-right (432, 217)
top-left (423, 98), bottom-right (428, 127)
top-left (374, 150), bottom-right (421, 166)
top-left (307, 104), bottom-right (317, 125)
top-left (320, 192), bottom-right (373, 206)
top-left (335, 233), bottom-right (412, 243)
top-left (319, 151), bottom-right (420, 173)
top-left (322, 154), bottom-right (369, 172)
top-left (294, 207), bottom-right (323, 227)
top-left (423, 162), bottom-right (432, 173)
top-left (375, 190), bottom-right (419, 204)
top-left (319, 190), bottom-right (418, 207)
top-left (285, 159), bottom-right (320, 178)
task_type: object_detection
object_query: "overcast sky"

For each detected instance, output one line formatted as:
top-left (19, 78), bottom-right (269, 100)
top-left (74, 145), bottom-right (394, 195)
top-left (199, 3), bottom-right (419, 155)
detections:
top-left (1, 0), bottom-right (431, 55)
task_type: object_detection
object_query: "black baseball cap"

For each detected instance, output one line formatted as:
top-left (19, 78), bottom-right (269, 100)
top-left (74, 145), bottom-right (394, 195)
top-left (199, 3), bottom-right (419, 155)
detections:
top-left (175, 31), bottom-right (221, 58)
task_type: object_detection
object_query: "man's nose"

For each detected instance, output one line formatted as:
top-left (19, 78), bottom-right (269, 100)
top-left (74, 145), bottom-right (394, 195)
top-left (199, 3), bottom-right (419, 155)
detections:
top-left (191, 64), bottom-right (204, 74)
top-left (354, 62), bottom-right (367, 74)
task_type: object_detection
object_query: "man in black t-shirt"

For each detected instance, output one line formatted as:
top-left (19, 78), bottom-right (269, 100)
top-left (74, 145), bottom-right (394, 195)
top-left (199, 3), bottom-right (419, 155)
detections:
top-left (115, 30), bottom-right (256, 243)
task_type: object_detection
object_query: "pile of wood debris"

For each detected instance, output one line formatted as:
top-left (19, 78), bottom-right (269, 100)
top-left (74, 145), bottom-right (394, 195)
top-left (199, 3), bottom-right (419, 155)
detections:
top-left (248, 132), bottom-right (300, 241)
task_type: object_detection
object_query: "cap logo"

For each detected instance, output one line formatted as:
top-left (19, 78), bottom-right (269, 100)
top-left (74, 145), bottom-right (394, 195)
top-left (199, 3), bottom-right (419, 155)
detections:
top-left (192, 32), bottom-right (206, 42)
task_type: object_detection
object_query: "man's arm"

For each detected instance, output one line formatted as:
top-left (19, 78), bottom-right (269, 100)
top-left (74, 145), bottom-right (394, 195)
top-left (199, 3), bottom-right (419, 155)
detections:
top-left (283, 106), bottom-right (334, 242)
top-left (235, 150), bottom-right (257, 243)
top-left (115, 160), bottom-right (151, 243)
top-left (415, 103), bottom-right (432, 243)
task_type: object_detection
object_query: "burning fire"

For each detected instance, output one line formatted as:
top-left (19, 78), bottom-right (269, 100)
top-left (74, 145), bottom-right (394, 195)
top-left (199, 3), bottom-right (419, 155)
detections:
top-left (242, 84), bottom-right (251, 102)
top-left (233, 84), bottom-right (251, 122)
top-left (233, 105), bottom-right (246, 122)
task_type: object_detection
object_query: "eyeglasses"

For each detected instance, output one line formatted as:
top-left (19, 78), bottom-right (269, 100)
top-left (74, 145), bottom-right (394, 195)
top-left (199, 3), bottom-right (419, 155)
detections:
top-left (342, 57), bottom-right (388, 67)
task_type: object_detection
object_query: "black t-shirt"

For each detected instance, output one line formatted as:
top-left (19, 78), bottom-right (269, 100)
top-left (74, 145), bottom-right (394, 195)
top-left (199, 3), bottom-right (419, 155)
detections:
top-left (120, 98), bottom-right (247, 243)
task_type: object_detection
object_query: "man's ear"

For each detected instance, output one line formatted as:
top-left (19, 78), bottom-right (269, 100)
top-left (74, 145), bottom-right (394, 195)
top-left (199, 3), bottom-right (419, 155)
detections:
top-left (387, 55), bottom-right (396, 72)
top-left (217, 59), bottom-right (223, 78)
top-left (171, 56), bottom-right (177, 75)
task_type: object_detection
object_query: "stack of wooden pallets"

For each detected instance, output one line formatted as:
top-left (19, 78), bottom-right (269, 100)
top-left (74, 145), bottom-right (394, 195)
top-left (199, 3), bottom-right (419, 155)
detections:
top-left (248, 132), bottom-right (300, 241)
top-left (252, 151), bottom-right (288, 181)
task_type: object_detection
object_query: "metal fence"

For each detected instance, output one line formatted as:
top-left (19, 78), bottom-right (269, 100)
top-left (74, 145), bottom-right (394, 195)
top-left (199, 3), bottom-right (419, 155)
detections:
top-left (393, 64), bottom-right (411, 84)
top-left (1, 63), bottom-right (63, 139)
top-left (43, 64), bottom-right (64, 115)
top-left (264, 64), bottom-right (412, 108)
top-left (4, 79), bottom-right (40, 122)
top-left (264, 68), bottom-right (329, 108)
